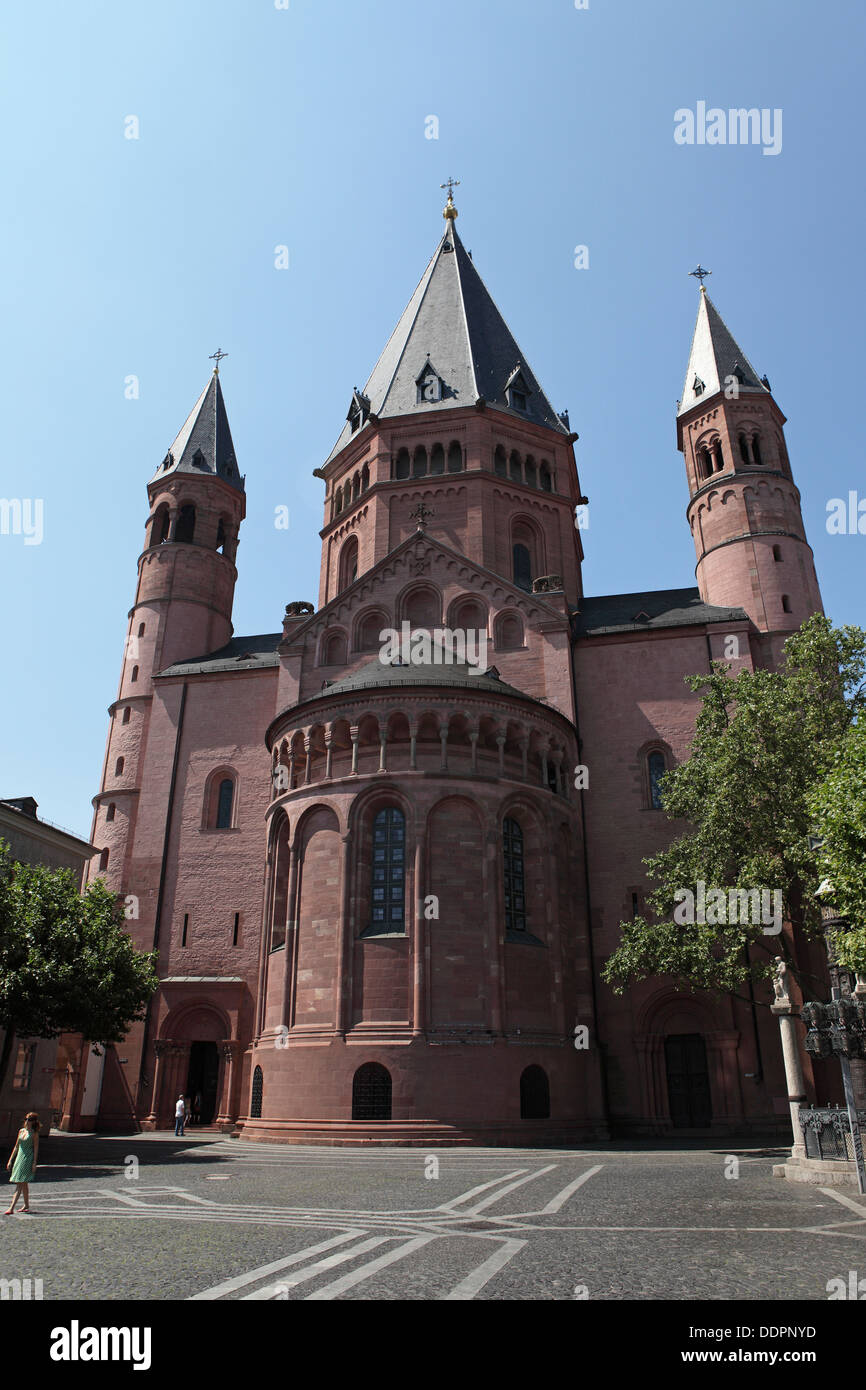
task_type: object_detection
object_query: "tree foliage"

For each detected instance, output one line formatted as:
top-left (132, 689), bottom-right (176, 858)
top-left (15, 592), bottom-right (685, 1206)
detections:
top-left (809, 714), bottom-right (866, 973)
top-left (603, 615), bottom-right (866, 999)
top-left (0, 841), bottom-right (158, 1089)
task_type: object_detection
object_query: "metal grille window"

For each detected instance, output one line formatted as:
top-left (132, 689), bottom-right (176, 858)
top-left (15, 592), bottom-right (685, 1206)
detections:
top-left (216, 778), bottom-right (234, 828)
top-left (250, 1066), bottom-right (263, 1119)
top-left (648, 752), bottom-right (666, 810)
top-left (352, 1063), bottom-right (392, 1121)
top-left (503, 817), bottom-right (526, 932)
top-left (370, 807), bottom-right (405, 932)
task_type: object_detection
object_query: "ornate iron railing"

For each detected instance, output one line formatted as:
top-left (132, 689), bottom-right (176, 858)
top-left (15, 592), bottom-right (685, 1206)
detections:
top-left (799, 1105), bottom-right (866, 1162)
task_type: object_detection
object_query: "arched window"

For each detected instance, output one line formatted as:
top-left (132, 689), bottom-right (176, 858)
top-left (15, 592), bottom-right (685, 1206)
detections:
top-left (773, 544), bottom-right (782, 562)
top-left (361, 463), bottom-right (370, 491)
top-left (413, 445), bottom-right (428, 478)
top-left (739, 434), bottom-right (750, 465)
top-left (509, 450), bottom-right (522, 483)
top-left (216, 778), bottom-right (234, 829)
top-left (752, 433), bottom-right (763, 465)
top-left (494, 445), bottom-right (507, 478)
top-left (698, 449), bottom-right (712, 481)
top-left (713, 443), bottom-right (724, 472)
top-left (122, 708), bottom-right (131, 725)
top-left (115, 757), bottom-right (124, 776)
top-left (216, 518), bottom-right (226, 553)
top-left (648, 751), bottom-right (666, 810)
top-left (321, 630), bottom-right (347, 665)
top-left (175, 504), bottom-right (196, 544)
top-left (250, 1066), bottom-right (263, 1119)
top-left (447, 441), bottom-right (462, 473)
top-left (106, 803), bottom-right (116, 822)
top-left (98, 848), bottom-right (109, 873)
top-left (520, 1065), bottom-right (550, 1119)
top-left (137, 623), bottom-right (145, 637)
top-left (339, 535), bottom-right (359, 591)
top-left (430, 443), bottom-right (445, 475)
top-left (131, 665), bottom-right (139, 682)
top-left (150, 504), bottom-right (170, 547)
top-left (355, 611), bottom-right (385, 652)
top-left (503, 817), bottom-right (526, 933)
top-left (513, 543), bottom-right (532, 592)
top-left (524, 455), bottom-right (537, 488)
top-left (539, 461), bottom-right (552, 492)
top-left (496, 612), bottom-right (524, 650)
top-left (782, 594), bottom-right (792, 614)
top-left (369, 807), bottom-right (406, 933)
top-left (353, 472), bottom-right (361, 501)
top-left (395, 448), bottom-right (410, 480)
top-left (352, 1063), bottom-right (392, 1121)
top-left (333, 485), bottom-right (344, 517)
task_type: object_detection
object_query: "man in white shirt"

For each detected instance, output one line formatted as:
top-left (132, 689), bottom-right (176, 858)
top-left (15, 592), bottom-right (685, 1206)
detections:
top-left (174, 1096), bottom-right (186, 1136)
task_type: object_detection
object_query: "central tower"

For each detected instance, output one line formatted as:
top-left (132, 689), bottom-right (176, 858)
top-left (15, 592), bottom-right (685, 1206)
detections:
top-left (242, 194), bottom-right (605, 1145)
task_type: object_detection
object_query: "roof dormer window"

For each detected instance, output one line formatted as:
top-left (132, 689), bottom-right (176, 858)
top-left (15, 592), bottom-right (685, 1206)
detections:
top-left (692, 375), bottom-right (705, 397)
top-left (347, 389), bottom-right (370, 434)
top-left (416, 358), bottom-right (445, 405)
top-left (505, 365), bottom-right (530, 413)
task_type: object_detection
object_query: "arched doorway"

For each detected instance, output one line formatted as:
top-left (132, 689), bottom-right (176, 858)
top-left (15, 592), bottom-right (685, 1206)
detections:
top-left (352, 1063), bottom-right (391, 1120)
top-left (664, 1033), bottom-right (712, 1128)
top-left (186, 1042), bottom-right (220, 1126)
top-left (520, 1065), bottom-right (550, 1119)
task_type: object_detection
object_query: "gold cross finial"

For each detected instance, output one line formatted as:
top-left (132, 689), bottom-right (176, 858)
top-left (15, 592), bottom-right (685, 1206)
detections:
top-left (441, 177), bottom-right (460, 221)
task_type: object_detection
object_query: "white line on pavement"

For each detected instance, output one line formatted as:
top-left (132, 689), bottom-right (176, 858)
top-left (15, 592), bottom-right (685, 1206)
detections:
top-left (435, 1170), bottom-right (527, 1211)
top-left (242, 1236), bottom-right (393, 1298)
top-left (305, 1235), bottom-right (436, 1300)
top-left (539, 1165), bottom-right (603, 1214)
top-left (441, 1239), bottom-right (528, 1300)
top-left (467, 1165), bottom-right (558, 1214)
top-left (95, 1188), bottom-right (148, 1207)
top-left (189, 1230), bottom-right (369, 1299)
top-left (820, 1187), bottom-right (866, 1219)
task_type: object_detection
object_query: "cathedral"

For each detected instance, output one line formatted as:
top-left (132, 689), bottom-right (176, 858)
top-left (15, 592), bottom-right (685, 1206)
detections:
top-left (77, 190), bottom-right (828, 1143)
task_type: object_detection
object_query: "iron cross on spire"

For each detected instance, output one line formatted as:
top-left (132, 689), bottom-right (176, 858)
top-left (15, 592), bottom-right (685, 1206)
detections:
top-left (209, 347), bottom-right (229, 374)
top-left (441, 177), bottom-right (460, 197)
top-left (410, 501), bottom-right (435, 531)
top-left (688, 265), bottom-right (712, 287)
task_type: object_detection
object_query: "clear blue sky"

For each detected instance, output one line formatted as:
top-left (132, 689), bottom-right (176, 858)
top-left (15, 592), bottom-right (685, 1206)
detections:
top-left (1, 0), bottom-right (863, 840)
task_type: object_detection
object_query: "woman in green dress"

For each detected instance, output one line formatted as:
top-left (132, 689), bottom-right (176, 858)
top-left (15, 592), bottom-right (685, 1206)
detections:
top-left (5, 1112), bottom-right (39, 1214)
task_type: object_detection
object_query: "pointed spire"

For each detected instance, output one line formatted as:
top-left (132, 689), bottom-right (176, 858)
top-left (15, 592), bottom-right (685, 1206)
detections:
top-left (679, 287), bottom-right (770, 417)
top-left (325, 210), bottom-right (567, 463)
top-left (153, 369), bottom-right (243, 491)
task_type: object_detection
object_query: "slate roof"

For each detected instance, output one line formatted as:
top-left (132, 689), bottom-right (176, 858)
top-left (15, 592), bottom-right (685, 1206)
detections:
top-left (151, 371), bottom-right (244, 491)
top-left (156, 633), bottom-right (281, 678)
top-left (574, 586), bottom-right (749, 637)
top-left (678, 290), bottom-right (770, 418)
top-left (325, 218), bottom-right (569, 463)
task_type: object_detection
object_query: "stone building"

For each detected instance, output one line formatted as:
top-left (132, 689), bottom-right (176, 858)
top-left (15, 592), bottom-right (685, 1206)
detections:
top-left (0, 798), bottom-right (94, 1138)
top-left (83, 193), bottom-right (829, 1141)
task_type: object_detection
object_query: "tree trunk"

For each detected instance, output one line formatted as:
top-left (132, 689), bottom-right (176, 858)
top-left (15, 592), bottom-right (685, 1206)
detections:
top-left (0, 1026), bottom-right (16, 1094)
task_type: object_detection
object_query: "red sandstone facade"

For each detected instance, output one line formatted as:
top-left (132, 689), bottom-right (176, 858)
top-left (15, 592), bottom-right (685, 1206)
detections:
top-left (83, 206), bottom-right (828, 1142)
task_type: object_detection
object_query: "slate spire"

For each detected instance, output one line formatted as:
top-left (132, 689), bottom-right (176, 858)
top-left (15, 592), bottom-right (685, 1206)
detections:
top-left (679, 287), bottom-right (770, 417)
top-left (153, 368), bottom-right (244, 491)
top-left (325, 207), bottom-right (568, 462)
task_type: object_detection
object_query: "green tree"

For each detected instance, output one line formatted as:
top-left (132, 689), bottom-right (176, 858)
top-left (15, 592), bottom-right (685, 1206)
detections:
top-left (809, 714), bottom-right (866, 974)
top-left (0, 841), bottom-right (158, 1090)
top-left (603, 615), bottom-right (866, 1000)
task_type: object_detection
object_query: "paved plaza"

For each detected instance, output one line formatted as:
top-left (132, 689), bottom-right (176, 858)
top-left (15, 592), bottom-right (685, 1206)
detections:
top-left (1, 1133), bottom-right (865, 1301)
